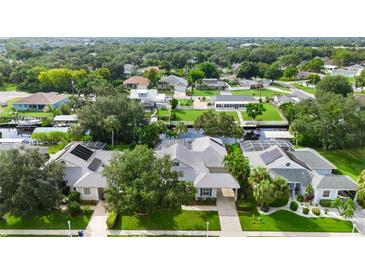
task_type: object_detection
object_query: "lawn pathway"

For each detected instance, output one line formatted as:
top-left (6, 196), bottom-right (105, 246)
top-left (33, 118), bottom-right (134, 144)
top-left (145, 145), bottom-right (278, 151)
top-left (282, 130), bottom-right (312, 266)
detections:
top-left (85, 201), bottom-right (108, 237)
top-left (237, 111), bottom-right (244, 126)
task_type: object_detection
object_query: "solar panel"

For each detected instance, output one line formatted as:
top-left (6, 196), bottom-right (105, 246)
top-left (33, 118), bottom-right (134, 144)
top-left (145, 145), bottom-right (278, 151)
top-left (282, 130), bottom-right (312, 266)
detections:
top-left (88, 157), bottom-right (102, 171)
top-left (260, 148), bottom-right (283, 165)
top-left (70, 144), bottom-right (93, 161)
top-left (240, 139), bottom-right (293, 152)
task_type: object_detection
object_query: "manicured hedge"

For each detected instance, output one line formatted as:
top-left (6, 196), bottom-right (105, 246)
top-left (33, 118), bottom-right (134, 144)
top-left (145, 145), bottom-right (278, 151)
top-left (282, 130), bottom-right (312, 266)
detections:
top-left (106, 211), bottom-right (119, 229)
top-left (302, 207), bottom-right (309, 215)
top-left (297, 195), bottom-right (304, 202)
top-left (68, 201), bottom-right (81, 216)
top-left (290, 201), bottom-right (299, 211)
top-left (312, 208), bottom-right (321, 216)
top-left (270, 197), bottom-right (289, 207)
top-left (319, 199), bottom-right (334, 208)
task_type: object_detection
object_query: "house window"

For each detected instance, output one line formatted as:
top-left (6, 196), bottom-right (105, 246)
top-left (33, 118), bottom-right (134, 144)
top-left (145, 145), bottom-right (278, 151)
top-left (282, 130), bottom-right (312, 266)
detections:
top-left (201, 188), bottom-right (211, 196)
top-left (172, 161), bottom-right (180, 166)
top-left (322, 190), bottom-right (330, 198)
top-left (83, 188), bottom-right (91, 195)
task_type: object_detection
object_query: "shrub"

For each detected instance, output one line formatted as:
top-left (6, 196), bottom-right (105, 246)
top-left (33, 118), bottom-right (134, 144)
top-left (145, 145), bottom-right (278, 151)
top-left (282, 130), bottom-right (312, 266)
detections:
top-left (290, 201), bottom-right (299, 211)
top-left (312, 207), bottom-right (321, 216)
top-left (302, 207), bottom-right (309, 214)
top-left (319, 199), bottom-right (334, 208)
top-left (68, 201), bottom-right (81, 216)
top-left (83, 206), bottom-right (93, 216)
top-left (297, 195), bottom-right (304, 202)
top-left (106, 211), bottom-right (119, 229)
top-left (270, 197), bottom-right (289, 207)
top-left (68, 192), bottom-right (81, 203)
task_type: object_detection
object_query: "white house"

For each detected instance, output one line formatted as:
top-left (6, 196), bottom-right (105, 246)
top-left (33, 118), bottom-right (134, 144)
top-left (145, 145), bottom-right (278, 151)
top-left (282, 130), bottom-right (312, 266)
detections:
top-left (53, 142), bottom-right (115, 201)
top-left (331, 68), bottom-right (358, 78)
top-left (158, 75), bottom-right (188, 95)
top-left (129, 89), bottom-right (167, 109)
top-left (214, 95), bottom-right (258, 110)
top-left (242, 141), bottom-right (357, 203)
top-left (200, 78), bottom-right (227, 90)
top-left (155, 137), bottom-right (240, 200)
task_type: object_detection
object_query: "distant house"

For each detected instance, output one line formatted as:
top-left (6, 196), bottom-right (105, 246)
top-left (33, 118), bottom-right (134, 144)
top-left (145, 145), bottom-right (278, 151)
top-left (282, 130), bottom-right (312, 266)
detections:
top-left (346, 64), bottom-right (364, 75)
top-left (155, 137), bottom-right (240, 200)
top-left (53, 142), bottom-right (114, 201)
top-left (322, 57), bottom-right (337, 71)
top-left (200, 78), bottom-right (227, 90)
top-left (214, 95), bottom-right (258, 110)
top-left (129, 89), bottom-right (167, 109)
top-left (158, 75), bottom-right (188, 94)
top-left (238, 78), bottom-right (271, 89)
top-left (242, 142), bottom-right (357, 203)
top-left (123, 76), bottom-right (150, 89)
top-left (297, 71), bottom-right (311, 80)
top-left (53, 115), bottom-right (78, 126)
top-left (273, 95), bottom-right (301, 106)
top-left (13, 92), bottom-right (68, 112)
top-left (123, 63), bottom-right (133, 76)
top-left (331, 68), bottom-right (358, 78)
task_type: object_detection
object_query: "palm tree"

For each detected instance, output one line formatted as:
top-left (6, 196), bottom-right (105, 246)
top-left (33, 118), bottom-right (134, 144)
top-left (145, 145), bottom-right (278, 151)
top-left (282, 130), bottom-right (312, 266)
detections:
top-left (103, 115), bottom-right (120, 146)
top-left (355, 170), bottom-right (365, 204)
top-left (342, 199), bottom-right (355, 219)
top-left (331, 198), bottom-right (343, 213)
top-left (248, 167), bottom-right (274, 207)
top-left (175, 122), bottom-right (188, 138)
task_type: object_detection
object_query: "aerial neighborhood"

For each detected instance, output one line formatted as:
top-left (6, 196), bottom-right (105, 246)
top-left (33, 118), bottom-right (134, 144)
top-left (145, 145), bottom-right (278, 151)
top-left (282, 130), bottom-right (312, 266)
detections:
top-left (1, 37), bottom-right (365, 237)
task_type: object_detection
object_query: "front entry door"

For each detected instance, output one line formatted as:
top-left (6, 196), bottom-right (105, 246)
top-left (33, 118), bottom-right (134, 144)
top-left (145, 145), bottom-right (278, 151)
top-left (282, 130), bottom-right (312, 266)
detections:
top-left (97, 188), bottom-right (105, 200)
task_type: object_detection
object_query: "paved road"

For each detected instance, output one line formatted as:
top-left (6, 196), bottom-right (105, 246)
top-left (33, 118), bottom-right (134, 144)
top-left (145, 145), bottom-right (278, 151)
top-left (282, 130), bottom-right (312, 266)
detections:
top-left (276, 81), bottom-right (315, 99)
top-left (0, 230), bottom-right (79, 236)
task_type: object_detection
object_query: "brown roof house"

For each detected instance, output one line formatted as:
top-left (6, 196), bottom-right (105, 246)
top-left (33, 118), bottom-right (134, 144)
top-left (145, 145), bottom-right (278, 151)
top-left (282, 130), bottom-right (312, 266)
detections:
top-left (123, 76), bottom-right (150, 89)
top-left (13, 92), bottom-right (68, 112)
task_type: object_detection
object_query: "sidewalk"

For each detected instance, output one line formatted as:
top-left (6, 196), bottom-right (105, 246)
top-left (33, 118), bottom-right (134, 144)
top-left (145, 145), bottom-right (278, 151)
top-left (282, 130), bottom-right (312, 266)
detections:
top-left (85, 201), bottom-right (108, 237)
top-left (109, 230), bottom-right (220, 237)
top-left (0, 229), bottom-right (79, 236)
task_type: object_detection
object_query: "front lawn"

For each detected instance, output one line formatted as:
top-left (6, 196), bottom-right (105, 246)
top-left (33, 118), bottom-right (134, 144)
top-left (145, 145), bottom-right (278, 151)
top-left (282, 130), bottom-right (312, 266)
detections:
top-left (317, 148), bottom-right (365, 181)
top-left (239, 210), bottom-right (353, 232)
top-left (178, 99), bottom-right (193, 106)
top-left (115, 210), bottom-right (221, 231)
top-left (232, 88), bottom-right (286, 97)
top-left (192, 89), bottom-right (220, 96)
top-left (173, 109), bottom-right (239, 122)
top-left (242, 103), bottom-right (283, 121)
top-left (0, 211), bottom-right (91, 230)
top-left (292, 83), bottom-right (317, 95)
top-left (0, 98), bottom-right (53, 118)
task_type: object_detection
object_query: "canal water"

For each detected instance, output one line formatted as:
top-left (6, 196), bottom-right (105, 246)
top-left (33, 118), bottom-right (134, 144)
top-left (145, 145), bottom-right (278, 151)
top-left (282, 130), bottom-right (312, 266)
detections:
top-left (0, 128), bottom-right (32, 139)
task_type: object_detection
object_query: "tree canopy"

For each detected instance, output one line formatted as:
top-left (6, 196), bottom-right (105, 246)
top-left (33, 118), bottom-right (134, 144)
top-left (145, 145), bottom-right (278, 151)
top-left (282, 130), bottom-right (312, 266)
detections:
top-left (0, 149), bottom-right (64, 217)
top-left (317, 75), bottom-right (353, 97)
top-left (103, 145), bottom-right (194, 215)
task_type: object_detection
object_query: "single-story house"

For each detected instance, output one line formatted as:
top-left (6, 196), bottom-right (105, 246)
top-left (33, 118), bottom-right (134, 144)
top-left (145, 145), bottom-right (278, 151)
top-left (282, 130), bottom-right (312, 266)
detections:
top-left (13, 92), bottom-right (68, 112)
top-left (241, 142), bottom-right (357, 203)
top-left (32, 127), bottom-right (69, 134)
top-left (297, 71), bottom-right (311, 79)
top-left (123, 76), bottom-right (150, 89)
top-left (331, 68), bottom-right (358, 78)
top-left (158, 75), bottom-right (188, 94)
top-left (273, 95), bottom-right (301, 106)
top-left (53, 142), bottom-right (115, 201)
top-left (239, 79), bottom-right (271, 89)
top-left (129, 89), bottom-right (167, 109)
top-left (54, 115), bottom-right (78, 126)
top-left (214, 95), bottom-right (258, 110)
top-left (347, 64), bottom-right (364, 75)
top-left (200, 78), bottom-right (227, 90)
top-left (155, 137), bottom-right (240, 200)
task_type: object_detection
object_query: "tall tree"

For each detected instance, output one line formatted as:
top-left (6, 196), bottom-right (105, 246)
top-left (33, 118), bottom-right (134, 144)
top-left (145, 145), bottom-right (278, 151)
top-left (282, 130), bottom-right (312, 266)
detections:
top-left (103, 145), bottom-right (194, 215)
top-left (302, 58), bottom-right (324, 73)
top-left (283, 66), bottom-right (298, 80)
top-left (0, 149), bottom-right (64, 217)
top-left (317, 75), bottom-right (353, 97)
top-left (103, 115), bottom-right (120, 146)
top-left (246, 103), bottom-right (265, 121)
top-left (248, 167), bottom-right (275, 207)
top-left (236, 61), bottom-right (259, 79)
top-left (194, 111), bottom-right (243, 138)
top-left (196, 62), bottom-right (220, 78)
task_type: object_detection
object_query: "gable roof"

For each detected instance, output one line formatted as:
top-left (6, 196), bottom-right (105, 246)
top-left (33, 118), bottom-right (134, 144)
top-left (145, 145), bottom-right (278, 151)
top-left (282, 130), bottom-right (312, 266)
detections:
top-left (14, 92), bottom-right (67, 105)
top-left (311, 175), bottom-right (357, 190)
top-left (159, 75), bottom-right (188, 86)
top-left (123, 76), bottom-right (150, 86)
top-left (270, 168), bottom-right (313, 187)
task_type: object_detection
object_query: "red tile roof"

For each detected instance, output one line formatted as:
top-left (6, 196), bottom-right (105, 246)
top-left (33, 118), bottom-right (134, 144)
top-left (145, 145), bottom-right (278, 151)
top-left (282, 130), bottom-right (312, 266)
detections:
top-left (123, 76), bottom-right (150, 86)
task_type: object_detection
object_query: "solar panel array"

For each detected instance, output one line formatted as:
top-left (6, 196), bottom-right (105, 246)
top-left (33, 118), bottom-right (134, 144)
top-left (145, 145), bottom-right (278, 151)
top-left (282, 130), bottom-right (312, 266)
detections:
top-left (88, 157), bottom-right (102, 171)
top-left (70, 144), bottom-right (94, 161)
top-left (240, 139), bottom-right (293, 152)
top-left (260, 148), bottom-right (283, 165)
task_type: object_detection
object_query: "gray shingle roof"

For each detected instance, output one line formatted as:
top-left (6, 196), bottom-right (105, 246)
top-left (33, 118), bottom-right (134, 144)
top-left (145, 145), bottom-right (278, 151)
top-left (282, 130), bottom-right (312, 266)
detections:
top-left (270, 168), bottom-right (313, 187)
top-left (312, 175), bottom-right (357, 190)
top-left (214, 95), bottom-right (258, 102)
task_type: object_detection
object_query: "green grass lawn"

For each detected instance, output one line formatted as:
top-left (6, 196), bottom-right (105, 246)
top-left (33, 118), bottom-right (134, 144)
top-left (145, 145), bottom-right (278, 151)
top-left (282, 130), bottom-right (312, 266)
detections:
top-left (271, 83), bottom-right (291, 92)
top-left (173, 109), bottom-right (239, 122)
top-left (239, 210), bottom-right (353, 232)
top-left (317, 148), bottom-right (365, 181)
top-left (242, 103), bottom-right (283, 121)
top-left (157, 109), bottom-right (170, 117)
top-left (192, 89), bottom-right (220, 96)
top-left (0, 211), bottom-right (92, 230)
top-left (115, 210), bottom-right (221, 230)
top-left (232, 88), bottom-right (286, 97)
top-left (292, 83), bottom-right (317, 95)
top-left (48, 143), bottom-right (67, 154)
top-left (0, 83), bottom-right (17, 91)
top-left (178, 99), bottom-right (193, 106)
